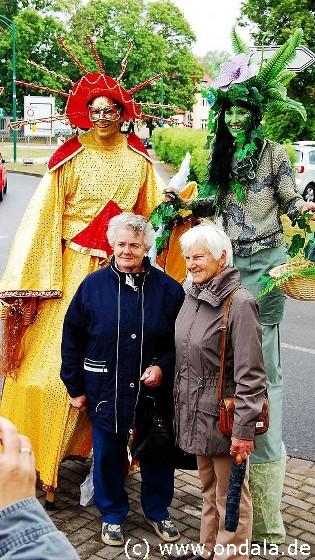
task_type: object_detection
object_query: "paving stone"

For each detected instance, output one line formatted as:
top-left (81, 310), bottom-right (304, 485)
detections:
top-left (286, 472), bottom-right (307, 482)
top-left (284, 477), bottom-right (304, 489)
top-left (282, 512), bottom-right (296, 523)
top-left (285, 527), bottom-right (303, 538)
top-left (287, 458), bottom-right (314, 471)
top-left (182, 504), bottom-right (203, 517)
top-left (282, 495), bottom-right (313, 510)
top-left (67, 527), bottom-right (96, 547)
top-left (177, 473), bottom-right (203, 488)
top-left (299, 532), bottom-right (315, 545)
top-left (285, 506), bottom-right (315, 522)
top-left (167, 505), bottom-right (188, 520)
top-left (282, 486), bottom-right (310, 500)
top-left (302, 485), bottom-right (315, 496)
top-left (292, 518), bottom-right (315, 534)
top-left (179, 484), bottom-right (203, 498)
top-left (74, 539), bottom-right (104, 559)
top-left (95, 545), bottom-right (125, 559)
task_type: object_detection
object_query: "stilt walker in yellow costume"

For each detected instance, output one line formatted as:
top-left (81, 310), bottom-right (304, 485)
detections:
top-left (0, 36), bottom-right (166, 506)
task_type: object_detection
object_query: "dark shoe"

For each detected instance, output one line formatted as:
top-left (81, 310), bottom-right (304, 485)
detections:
top-left (101, 522), bottom-right (124, 546)
top-left (145, 517), bottom-right (180, 542)
top-left (44, 499), bottom-right (56, 511)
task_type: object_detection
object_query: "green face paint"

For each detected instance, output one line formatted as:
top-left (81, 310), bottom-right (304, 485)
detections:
top-left (224, 106), bottom-right (251, 139)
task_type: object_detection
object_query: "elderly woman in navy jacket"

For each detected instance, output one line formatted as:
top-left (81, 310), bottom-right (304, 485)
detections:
top-left (60, 213), bottom-right (184, 547)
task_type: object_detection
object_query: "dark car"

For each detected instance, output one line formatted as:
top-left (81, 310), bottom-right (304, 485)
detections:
top-left (0, 157), bottom-right (7, 202)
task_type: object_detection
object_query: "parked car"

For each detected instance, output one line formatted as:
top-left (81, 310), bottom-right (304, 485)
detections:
top-left (293, 141), bottom-right (315, 202)
top-left (0, 157), bottom-right (7, 202)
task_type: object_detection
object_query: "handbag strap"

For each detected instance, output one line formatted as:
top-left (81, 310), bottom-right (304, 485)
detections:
top-left (217, 286), bottom-right (240, 402)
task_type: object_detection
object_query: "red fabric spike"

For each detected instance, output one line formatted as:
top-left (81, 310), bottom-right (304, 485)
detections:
top-left (127, 74), bottom-right (162, 95)
top-left (57, 36), bottom-right (89, 75)
top-left (86, 35), bottom-right (105, 74)
top-left (16, 81), bottom-right (69, 98)
top-left (70, 200), bottom-right (122, 255)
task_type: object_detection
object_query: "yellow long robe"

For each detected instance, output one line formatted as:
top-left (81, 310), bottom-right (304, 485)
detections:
top-left (0, 131), bottom-right (162, 490)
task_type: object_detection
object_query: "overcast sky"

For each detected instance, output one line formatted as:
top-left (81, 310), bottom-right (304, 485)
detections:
top-left (171, 0), bottom-right (253, 56)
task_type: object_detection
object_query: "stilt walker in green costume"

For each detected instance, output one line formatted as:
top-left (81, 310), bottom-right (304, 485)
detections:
top-left (197, 29), bottom-right (315, 543)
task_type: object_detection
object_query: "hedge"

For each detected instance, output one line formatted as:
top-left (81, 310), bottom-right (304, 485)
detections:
top-left (152, 127), bottom-right (297, 185)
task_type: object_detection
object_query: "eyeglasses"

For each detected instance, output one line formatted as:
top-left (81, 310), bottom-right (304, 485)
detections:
top-left (88, 105), bottom-right (121, 122)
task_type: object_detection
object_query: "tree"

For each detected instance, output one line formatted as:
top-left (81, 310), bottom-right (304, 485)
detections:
top-left (198, 50), bottom-right (231, 78)
top-left (0, 8), bottom-right (67, 116)
top-left (240, 0), bottom-right (315, 141)
top-left (0, 0), bottom-right (203, 121)
top-left (67, 0), bottom-right (203, 114)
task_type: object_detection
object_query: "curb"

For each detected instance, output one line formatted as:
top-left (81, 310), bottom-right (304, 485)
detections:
top-left (7, 170), bottom-right (44, 177)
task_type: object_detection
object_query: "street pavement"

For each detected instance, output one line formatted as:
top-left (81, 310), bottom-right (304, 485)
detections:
top-left (1, 161), bottom-right (315, 559)
top-left (40, 457), bottom-right (315, 560)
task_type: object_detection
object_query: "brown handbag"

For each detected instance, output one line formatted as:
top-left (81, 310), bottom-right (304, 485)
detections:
top-left (218, 287), bottom-right (269, 437)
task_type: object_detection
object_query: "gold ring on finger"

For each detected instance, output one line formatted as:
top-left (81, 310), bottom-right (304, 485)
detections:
top-left (20, 447), bottom-right (33, 454)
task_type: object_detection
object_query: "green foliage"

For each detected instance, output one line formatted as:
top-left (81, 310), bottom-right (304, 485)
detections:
top-left (231, 26), bottom-right (249, 55)
top-left (283, 142), bottom-right (297, 167)
top-left (0, 9), bottom-right (66, 115)
top-left (0, 0), bottom-right (203, 119)
top-left (256, 28), bottom-right (303, 84)
top-left (67, 0), bottom-right (203, 112)
top-left (240, 0), bottom-right (315, 141)
top-left (152, 127), bottom-right (208, 183)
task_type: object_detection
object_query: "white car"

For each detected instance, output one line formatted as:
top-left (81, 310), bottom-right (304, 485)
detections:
top-left (293, 141), bottom-right (315, 202)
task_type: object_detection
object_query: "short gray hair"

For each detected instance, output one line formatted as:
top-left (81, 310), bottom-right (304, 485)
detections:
top-left (107, 213), bottom-right (156, 250)
top-left (180, 222), bottom-right (233, 267)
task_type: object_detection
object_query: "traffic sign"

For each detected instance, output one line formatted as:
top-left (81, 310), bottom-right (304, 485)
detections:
top-left (0, 108), bottom-right (5, 118)
top-left (250, 45), bottom-right (315, 72)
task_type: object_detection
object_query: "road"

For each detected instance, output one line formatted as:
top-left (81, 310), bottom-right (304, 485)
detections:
top-left (0, 172), bottom-right (314, 459)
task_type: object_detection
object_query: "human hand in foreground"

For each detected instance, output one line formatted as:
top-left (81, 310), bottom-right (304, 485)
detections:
top-left (70, 394), bottom-right (87, 412)
top-left (0, 416), bottom-right (36, 510)
top-left (140, 365), bottom-right (163, 387)
top-left (300, 202), bottom-right (315, 217)
top-left (230, 437), bottom-right (254, 462)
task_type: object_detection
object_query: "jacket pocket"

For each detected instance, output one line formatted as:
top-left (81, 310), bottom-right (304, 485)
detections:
top-left (195, 383), bottom-right (219, 417)
top-left (84, 358), bottom-right (108, 374)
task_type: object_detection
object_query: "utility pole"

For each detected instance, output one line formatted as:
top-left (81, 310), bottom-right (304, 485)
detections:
top-left (0, 15), bottom-right (17, 162)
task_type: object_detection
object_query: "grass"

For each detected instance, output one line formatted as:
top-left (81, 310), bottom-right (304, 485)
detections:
top-left (1, 146), bottom-right (54, 160)
top-left (6, 162), bottom-right (46, 175)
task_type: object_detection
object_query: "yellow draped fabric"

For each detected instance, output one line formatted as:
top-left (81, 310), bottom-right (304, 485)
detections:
top-left (156, 181), bottom-right (198, 284)
top-left (0, 131), bottom-right (162, 490)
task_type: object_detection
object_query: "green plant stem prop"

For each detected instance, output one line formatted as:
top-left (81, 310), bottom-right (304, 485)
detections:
top-left (258, 212), bottom-right (315, 298)
top-left (150, 195), bottom-right (184, 255)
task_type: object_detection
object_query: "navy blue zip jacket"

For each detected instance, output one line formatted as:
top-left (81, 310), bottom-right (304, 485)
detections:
top-left (60, 257), bottom-right (185, 434)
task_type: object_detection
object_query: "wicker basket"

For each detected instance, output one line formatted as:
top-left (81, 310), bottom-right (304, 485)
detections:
top-left (269, 260), bottom-right (315, 301)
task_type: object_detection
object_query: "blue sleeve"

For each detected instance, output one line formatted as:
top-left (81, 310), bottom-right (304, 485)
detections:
top-left (60, 281), bottom-right (88, 398)
top-left (0, 497), bottom-right (79, 559)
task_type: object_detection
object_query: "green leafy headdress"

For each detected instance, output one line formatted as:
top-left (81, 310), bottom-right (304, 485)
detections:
top-left (203, 27), bottom-right (306, 126)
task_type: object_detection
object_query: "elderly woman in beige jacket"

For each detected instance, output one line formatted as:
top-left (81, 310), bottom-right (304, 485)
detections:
top-left (174, 223), bottom-right (266, 560)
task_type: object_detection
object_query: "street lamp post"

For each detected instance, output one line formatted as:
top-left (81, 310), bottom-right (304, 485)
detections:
top-left (0, 15), bottom-right (17, 163)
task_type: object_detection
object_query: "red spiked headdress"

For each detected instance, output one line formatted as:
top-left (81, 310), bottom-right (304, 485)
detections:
top-left (66, 72), bottom-right (142, 128)
top-left (12, 35), bottom-right (180, 130)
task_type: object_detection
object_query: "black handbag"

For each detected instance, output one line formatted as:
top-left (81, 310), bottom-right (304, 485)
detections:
top-left (131, 395), bottom-right (197, 469)
top-left (131, 396), bottom-right (174, 465)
